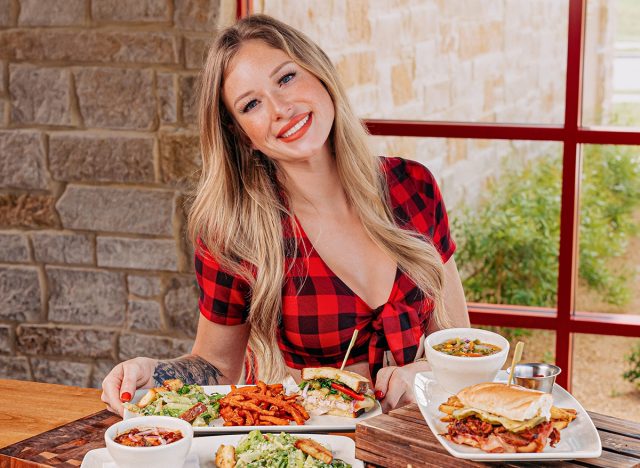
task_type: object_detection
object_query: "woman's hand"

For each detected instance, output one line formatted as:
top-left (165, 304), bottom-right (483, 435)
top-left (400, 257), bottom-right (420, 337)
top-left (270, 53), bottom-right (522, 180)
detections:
top-left (101, 357), bottom-right (158, 417)
top-left (374, 361), bottom-right (431, 413)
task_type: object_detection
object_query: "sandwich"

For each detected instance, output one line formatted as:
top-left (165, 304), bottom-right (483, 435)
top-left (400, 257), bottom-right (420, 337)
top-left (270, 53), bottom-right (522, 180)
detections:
top-left (439, 382), bottom-right (576, 453)
top-left (297, 367), bottom-right (376, 418)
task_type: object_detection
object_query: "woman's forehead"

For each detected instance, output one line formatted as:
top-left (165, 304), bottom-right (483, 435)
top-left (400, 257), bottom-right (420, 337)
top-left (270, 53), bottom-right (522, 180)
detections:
top-left (224, 40), bottom-right (291, 81)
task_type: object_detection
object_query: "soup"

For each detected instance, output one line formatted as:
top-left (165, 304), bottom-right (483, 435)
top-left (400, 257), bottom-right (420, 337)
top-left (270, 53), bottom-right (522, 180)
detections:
top-left (433, 338), bottom-right (502, 357)
top-left (113, 427), bottom-right (183, 447)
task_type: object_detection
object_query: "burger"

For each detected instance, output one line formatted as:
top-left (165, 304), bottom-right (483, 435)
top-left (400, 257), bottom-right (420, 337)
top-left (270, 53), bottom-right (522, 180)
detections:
top-left (440, 382), bottom-right (563, 453)
top-left (297, 367), bottom-right (376, 418)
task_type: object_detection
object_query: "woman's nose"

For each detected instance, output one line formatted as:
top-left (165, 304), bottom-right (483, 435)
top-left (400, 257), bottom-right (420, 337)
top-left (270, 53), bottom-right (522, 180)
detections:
top-left (269, 93), bottom-right (293, 120)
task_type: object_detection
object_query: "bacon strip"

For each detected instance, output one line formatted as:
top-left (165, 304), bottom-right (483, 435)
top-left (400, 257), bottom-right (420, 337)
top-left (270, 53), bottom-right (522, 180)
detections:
top-left (179, 402), bottom-right (207, 422)
top-left (444, 417), bottom-right (560, 453)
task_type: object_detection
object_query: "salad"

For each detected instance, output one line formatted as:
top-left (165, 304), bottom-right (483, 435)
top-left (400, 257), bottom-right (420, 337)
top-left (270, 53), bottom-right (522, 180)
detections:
top-left (125, 379), bottom-right (225, 427)
top-left (217, 430), bottom-right (351, 468)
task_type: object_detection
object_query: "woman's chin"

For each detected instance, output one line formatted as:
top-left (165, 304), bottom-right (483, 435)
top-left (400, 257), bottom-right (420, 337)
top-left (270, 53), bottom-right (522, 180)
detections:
top-left (267, 146), bottom-right (331, 165)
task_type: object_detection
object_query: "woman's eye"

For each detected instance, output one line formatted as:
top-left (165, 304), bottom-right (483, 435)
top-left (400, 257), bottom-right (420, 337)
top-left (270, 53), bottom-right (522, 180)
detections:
top-left (242, 99), bottom-right (258, 113)
top-left (279, 72), bottom-right (296, 85)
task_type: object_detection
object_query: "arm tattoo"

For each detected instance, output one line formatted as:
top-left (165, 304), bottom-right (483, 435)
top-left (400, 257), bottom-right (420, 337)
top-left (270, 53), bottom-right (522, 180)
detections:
top-left (152, 355), bottom-right (223, 386)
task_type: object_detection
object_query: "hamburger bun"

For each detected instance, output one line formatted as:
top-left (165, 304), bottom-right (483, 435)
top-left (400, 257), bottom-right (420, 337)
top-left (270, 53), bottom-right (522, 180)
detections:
top-left (457, 382), bottom-right (553, 421)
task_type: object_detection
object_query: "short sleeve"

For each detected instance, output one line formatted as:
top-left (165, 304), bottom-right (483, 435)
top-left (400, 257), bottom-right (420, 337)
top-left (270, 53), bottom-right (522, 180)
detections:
top-left (385, 157), bottom-right (457, 263)
top-left (408, 161), bottom-right (456, 262)
top-left (194, 244), bottom-right (251, 325)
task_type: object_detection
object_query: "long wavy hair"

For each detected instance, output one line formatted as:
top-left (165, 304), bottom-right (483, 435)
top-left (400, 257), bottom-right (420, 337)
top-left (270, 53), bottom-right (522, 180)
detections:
top-left (188, 14), bottom-right (448, 383)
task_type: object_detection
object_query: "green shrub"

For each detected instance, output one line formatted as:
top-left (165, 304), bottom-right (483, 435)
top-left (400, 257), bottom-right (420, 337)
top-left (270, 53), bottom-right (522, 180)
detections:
top-left (452, 145), bottom-right (640, 308)
top-left (623, 342), bottom-right (640, 389)
top-left (579, 146), bottom-right (640, 304)
top-left (452, 156), bottom-right (560, 306)
top-left (452, 145), bottom-right (640, 387)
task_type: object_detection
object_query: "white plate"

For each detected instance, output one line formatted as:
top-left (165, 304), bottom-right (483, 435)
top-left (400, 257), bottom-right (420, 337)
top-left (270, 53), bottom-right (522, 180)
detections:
top-left (81, 433), bottom-right (363, 468)
top-left (125, 385), bottom-right (381, 433)
top-left (413, 370), bottom-right (602, 461)
top-left (80, 452), bottom-right (199, 468)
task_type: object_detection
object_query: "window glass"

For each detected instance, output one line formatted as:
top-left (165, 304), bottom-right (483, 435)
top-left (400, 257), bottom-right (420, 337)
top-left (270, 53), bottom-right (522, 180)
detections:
top-left (572, 333), bottom-right (640, 422)
top-left (369, 136), bottom-right (563, 309)
top-left (254, 0), bottom-right (569, 124)
top-left (577, 145), bottom-right (640, 316)
top-left (583, 0), bottom-right (640, 127)
top-left (482, 327), bottom-right (556, 370)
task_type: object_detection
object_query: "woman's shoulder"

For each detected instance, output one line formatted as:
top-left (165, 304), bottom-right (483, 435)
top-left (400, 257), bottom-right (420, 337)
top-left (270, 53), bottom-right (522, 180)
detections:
top-left (379, 156), bottom-right (437, 189)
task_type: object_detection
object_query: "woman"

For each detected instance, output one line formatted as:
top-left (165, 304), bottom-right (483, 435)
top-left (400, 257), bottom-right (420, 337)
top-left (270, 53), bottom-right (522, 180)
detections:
top-left (101, 14), bottom-right (469, 415)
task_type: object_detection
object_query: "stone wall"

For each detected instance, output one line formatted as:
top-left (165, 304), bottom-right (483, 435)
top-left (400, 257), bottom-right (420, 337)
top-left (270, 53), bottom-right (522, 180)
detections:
top-left (0, 0), bottom-right (236, 387)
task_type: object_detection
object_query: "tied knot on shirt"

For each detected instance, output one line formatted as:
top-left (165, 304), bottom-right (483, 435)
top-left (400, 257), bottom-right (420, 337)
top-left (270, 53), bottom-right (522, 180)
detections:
top-left (368, 301), bottom-right (424, 379)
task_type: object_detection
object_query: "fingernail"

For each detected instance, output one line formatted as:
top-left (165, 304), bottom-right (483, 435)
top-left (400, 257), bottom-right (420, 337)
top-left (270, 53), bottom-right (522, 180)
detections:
top-left (374, 390), bottom-right (384, 400)
top-left (120, 392), bottom-right (132, 402)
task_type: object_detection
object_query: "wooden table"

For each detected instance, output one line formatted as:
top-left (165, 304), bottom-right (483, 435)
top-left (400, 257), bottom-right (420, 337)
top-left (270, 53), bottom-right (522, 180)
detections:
top-left (0, 379), bottom-right (105, 449)
top-left (1, 379), bottom-right (638, 467)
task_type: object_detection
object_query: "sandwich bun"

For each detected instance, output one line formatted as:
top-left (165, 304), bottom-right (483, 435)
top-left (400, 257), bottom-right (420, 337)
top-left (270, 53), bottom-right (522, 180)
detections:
top-left (301, 367), bottom-right (370, 394)
top-left (457, 382), bottom-right (553, 421)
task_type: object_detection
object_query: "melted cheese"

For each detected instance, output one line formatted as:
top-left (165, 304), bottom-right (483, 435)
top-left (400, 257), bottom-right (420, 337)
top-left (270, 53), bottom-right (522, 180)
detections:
top-left (453, 407), bottom-right (548, 433)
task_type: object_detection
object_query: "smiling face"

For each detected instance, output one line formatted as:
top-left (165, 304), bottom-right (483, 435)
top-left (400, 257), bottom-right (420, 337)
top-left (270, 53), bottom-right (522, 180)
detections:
top-left (222, 40), bottom-right (336, 165)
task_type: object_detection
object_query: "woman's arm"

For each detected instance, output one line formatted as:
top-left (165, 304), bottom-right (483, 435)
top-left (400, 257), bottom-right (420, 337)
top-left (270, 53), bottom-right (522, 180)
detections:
top-left (188, 315), bottom-right (251, 384)
top-left (153, 316), bottom-right (251, 385)
top-left (102, 316), bottom-right (250, 416)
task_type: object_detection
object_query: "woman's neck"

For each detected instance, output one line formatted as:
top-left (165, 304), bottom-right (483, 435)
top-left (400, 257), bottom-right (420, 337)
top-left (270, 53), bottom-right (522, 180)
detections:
top-left (279, 154), bottom-right (349, 215)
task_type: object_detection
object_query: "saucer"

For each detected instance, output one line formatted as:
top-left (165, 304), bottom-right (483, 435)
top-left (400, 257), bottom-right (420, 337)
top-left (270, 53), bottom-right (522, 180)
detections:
top-left (80, 450), bottom-right (199, 468)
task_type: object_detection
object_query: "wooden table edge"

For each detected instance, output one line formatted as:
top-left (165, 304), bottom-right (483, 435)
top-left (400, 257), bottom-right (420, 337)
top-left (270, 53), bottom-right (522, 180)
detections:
top-left (0, 454), bottom-right (52, 468)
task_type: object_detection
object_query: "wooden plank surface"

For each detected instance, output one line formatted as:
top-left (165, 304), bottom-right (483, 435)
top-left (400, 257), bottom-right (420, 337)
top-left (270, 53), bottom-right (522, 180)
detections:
top-left (595, 430), bottom-right (640, 458)
top-left (571, 450), bottom-right (640, 468)
top-left (355, 403), bottom-right (640, 468)
top-left (356, 413), bottom-right (481, 468)
top-left (589, 411), bottom-right (640, 440)
top-left (0, 456), bottom-right (51, 468)
top-left (0, 379), bottom-right (104, 449)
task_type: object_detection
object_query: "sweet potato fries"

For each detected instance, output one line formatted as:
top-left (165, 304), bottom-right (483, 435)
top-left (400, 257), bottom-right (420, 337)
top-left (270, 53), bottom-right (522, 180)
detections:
top-left (218, 381), bottom-right (309, 426)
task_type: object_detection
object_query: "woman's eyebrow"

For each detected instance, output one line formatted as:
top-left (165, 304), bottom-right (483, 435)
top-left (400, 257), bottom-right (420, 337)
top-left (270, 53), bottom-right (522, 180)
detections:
top-left (269, 60), bottom-right (293, 78)
top-left (233, 90), bottom-right (253, 108)
top-left (232, 60), bottom-right (294, 108)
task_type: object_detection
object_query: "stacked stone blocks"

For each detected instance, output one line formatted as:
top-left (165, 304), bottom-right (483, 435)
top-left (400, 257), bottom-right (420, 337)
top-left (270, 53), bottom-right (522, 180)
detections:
top-left (0, 0), bottom-right (234, 387)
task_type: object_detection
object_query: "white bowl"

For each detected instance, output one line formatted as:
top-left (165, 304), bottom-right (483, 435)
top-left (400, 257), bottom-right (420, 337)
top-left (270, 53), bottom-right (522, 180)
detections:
top-left (425, 327), bottom-right (510, 394)
top-left (104, 415), bottom-right (193, 468)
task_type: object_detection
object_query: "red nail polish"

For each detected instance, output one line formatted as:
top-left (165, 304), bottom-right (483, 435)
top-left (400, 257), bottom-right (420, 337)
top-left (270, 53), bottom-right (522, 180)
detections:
top-left (120, 392), bottom-right (132, 402)
top-left (374, 390), bottom-right (384, 400)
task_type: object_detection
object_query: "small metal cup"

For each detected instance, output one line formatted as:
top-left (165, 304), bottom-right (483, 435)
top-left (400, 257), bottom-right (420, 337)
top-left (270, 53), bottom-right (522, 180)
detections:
top-left (506, 363), bottom-right (561, 393)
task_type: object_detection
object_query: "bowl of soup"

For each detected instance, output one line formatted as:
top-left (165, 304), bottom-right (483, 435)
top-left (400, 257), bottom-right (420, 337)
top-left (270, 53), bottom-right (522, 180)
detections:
top-left (425, 327), bottom-right (510, 394)
top-left (104, 416), bottom-right (193, 468)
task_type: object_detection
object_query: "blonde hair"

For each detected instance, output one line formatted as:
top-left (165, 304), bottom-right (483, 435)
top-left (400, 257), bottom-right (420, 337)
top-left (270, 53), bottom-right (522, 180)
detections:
top-left (188, 14), bottom-right (448, 383)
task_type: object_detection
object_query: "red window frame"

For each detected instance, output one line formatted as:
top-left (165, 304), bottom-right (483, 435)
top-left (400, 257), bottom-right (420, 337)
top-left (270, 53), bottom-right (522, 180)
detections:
top-left (238, 0), bottom-right (640, 390)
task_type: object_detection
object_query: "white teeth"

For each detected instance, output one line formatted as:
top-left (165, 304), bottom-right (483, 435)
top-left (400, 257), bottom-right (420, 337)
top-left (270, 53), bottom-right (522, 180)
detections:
top-left (282, 114), bottom-right (309, 138)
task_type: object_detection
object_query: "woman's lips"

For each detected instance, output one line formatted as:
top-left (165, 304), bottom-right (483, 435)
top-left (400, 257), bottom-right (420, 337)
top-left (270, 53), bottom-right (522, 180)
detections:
top-left (277, 113), bottom-right (312, 142)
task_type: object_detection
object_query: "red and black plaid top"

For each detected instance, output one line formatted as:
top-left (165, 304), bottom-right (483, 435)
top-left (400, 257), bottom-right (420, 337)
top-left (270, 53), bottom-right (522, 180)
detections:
top-left (195, 157), bottom-right (456, 380)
